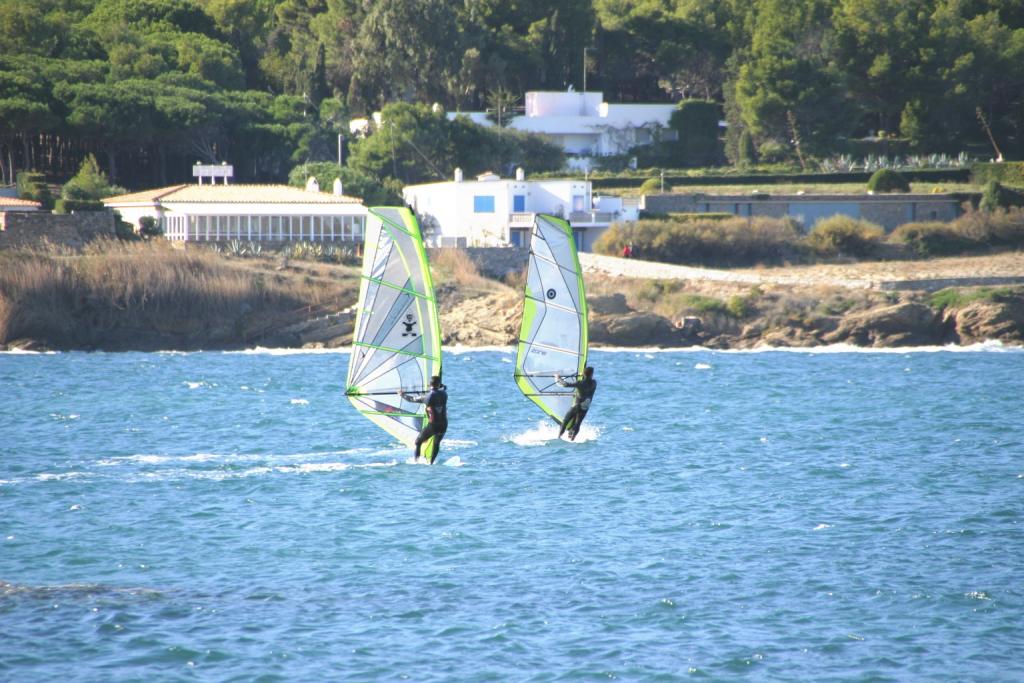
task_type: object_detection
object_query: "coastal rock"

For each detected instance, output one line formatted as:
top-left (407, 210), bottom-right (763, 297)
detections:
top-left (591, 312), bottom-right (680, 346)
top-left (948, 298), bottom-right (1024, 345)
top-left (441, 291), bottom-right (519, 346)
top-left (758, 326), bottom-right (822, 348)
top-left (823, 302), bottom-right (941, 347)
top-left (589, 293), bottom-right (632, 315)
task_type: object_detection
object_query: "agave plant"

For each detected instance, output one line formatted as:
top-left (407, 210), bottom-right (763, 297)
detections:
top-left (226, 239), bottom-right (245, 256)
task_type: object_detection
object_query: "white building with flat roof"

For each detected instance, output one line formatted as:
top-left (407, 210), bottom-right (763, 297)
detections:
top-left (103, 183), bottom-right (367, 243)
top-left (448, 90), bottom-right (677, 164)
top-left (403, 169), bottom-right (625, 252)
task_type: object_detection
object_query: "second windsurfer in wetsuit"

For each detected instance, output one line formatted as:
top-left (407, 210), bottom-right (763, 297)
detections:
top-left (555, 366), bottom-right (596, 441)
top-left (400, 375), bottom-right (448, 464)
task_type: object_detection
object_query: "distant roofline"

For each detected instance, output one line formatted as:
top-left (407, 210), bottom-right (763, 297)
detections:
top-left (104, 183), bottom-right (362, 205)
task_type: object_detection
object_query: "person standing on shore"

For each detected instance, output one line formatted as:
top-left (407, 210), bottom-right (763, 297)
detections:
top-left (400, 375), bottom-right (448, 464)
top-left (555, 366), bottom-right (596, 441)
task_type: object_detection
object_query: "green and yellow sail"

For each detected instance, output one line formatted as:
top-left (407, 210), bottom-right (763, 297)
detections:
top-left (345, 207), bottom-right (442, 450)
top-left (514, 214), bottom-right (589, 424)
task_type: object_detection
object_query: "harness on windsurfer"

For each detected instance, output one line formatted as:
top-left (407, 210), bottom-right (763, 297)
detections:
top-left (555, 366), bottom-right (596, 441)
top-left (400, 375), bottom-right (448, 464)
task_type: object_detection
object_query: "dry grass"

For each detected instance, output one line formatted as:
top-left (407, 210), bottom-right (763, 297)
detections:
top-left (429, 248), bottom-right (508, 294)
top-left (585, 271), bottom-right (899, 328)
top-left (595, 216), bottom-right (805, 267)
top-left (0, 240), bottom-right (357, 349)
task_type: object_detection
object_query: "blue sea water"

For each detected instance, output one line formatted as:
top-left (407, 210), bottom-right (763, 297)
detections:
top-left (1, 346), bottom-right (1023, 682)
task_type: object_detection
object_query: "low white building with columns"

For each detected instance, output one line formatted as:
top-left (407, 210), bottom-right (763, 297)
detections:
top-left (403, 169), bottom-right (635, 252)
top-left (103, 181), bottom-right (367, 243)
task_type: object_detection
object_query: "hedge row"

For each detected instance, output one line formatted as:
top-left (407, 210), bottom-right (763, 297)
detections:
top-left (595, 209), bottom-right (1024, 266)
top-left (590, 168), bottom-right (971, 189)
top-left (54, 199), bottom-right (105, 213)
top-left (972, 162), bottom-right (1024, 188)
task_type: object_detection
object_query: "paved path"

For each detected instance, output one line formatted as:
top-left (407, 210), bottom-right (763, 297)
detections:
top-left (579, 252), bottom-right (1024, 292)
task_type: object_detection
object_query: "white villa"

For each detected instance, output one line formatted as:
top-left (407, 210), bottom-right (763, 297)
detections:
top-left (504, 91), bottom-right (677, 159)
top-left (350, 90), bottom-right (678, 169)
top-left (103, 182), bottom-right (367, 243)
top-left (403, 168), bottom-right (637, 252)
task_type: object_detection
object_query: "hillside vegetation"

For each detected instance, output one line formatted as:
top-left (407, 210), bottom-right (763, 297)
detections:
top-left (3, 0), bottom-right (1023, 195)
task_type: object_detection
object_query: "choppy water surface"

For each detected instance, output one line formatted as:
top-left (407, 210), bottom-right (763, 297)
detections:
top-left (2, 346), bottom-right (1023, 682)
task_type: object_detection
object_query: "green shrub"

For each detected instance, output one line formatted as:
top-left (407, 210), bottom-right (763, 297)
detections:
top-left (61, 155), bottom-right (124, 201)
top-left (930, 286), bottom-right (1023, 310)
top-left (665, 212), bottom-right (734, 222)
top-left (594, 216), bottom-right (803, 268)
top-left (738, 130), bottom-right (755, 167)
top-left (16, 170), bottom-right (54, 210)
top-left (637, 279), bottom-right (681, 302)
top-left (139, 216), bottom-right (163, 238)
top-left (114, 217), bottom-right (137, 241)
top-left (972, 161), bottom-right (1024, 188)
top-left (867, 168), bottom-right (910, 193)
top-left (888, 221), bottom-right (979, 257)
top-left (54, 198), bottom-right (105, 213)
top-left (670, 99), bottom-right (723, 167)
top-left (639, 177), bottom-right (662, 194)
top-left (758, 140), bottom-right (790, 163)
top-left (804, 215), bottom-right (885, 257)
top-left (679, 294), bottom-right (727, 315)
top-left (726, 294), bottom-right (754, 318)
top-left (980, 180), bottom-right (1007, 212)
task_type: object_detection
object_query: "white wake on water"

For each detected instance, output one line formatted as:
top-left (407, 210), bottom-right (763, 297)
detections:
top-left (506, 420), bottom-right (601, 446)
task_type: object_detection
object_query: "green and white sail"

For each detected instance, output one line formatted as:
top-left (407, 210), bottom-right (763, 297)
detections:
top-left (345, 207), bottom-right (442, 448)
top-left (514, 214), bottom-right (589, 423)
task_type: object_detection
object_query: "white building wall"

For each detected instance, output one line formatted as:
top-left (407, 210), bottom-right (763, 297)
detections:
top-left (105, 199), bottom-right (367, 241)
top-left (526, 91), bottom-right (602, 117)
top-left (404, 177), bottom-right (600, 248)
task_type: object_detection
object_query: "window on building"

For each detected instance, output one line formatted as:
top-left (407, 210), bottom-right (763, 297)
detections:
top-left (573, 228), bottom-right (585, 252)
top-left (474, 195), bottom-right (495, 213)
top-left (510, 228), bottom-right (529, 248)
top-left (513, 195), bottom-right (526, 212)
top-left (572, 194), bottom-right (585, 212)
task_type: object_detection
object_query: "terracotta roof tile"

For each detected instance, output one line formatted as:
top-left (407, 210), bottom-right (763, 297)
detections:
top-left (0, 197), bottom-right (42, 208)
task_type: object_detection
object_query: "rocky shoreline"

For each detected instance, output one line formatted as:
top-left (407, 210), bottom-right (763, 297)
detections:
top-left (436, 288), bottom-right (1024, 350)
top-left (2, 252), bottom-right (1023, 352)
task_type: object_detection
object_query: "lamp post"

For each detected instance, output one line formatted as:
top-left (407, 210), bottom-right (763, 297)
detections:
top-left (337, 133), bottom-right (344, 166)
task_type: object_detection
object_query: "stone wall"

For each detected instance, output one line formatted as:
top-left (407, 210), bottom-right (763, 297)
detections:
top-left (429, 246), bottom-right (530, 279)
top-left (643, 194), bottom-right (968, 231)
top-left (0, 211), bottom-right (116, 250)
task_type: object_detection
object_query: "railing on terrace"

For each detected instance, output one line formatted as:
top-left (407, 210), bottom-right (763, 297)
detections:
top-left (509, 212), bottom-right (536, 225)
top-left (569, 210), bottom-right (615, 224)
top-left (510, 211), bottom-right (616, 225)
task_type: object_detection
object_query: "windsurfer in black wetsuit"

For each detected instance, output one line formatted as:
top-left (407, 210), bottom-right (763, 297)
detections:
top-left (555, 366), bottom-right (596, 441)
top-left (400, 375), bottom-right (448, 464)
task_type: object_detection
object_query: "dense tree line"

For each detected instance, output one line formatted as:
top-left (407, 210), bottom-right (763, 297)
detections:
top-left (2, 0), bottom-right (1023, 193)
